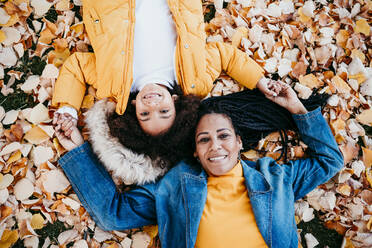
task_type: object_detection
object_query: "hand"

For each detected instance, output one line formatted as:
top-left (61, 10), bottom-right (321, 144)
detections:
top-left (53, 112), bottom-right (77, 137)
top-left (54, 114), bottom-right (84, 151)
top-left (257, 77), bottom-right (279, 97)
top-left (262, 81), bottom-right (308, 115)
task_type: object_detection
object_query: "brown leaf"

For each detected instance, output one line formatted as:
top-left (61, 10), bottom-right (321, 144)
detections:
top-left (4, 123), bottom-right (23, 142)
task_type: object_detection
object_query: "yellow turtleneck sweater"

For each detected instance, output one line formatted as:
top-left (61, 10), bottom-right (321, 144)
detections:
top-left (195, 162), bottom-right (268, 248)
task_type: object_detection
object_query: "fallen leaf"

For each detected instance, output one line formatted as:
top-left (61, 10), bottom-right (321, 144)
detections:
top-left (0, 230), bottom-right (19, 248)
top-left (41, 169), bottom-right (70, 194)
top-left (2, 110), bottom-right (19, 125)
top-left (14, 178), bottom-right (34, 200)
top-left (354, 19), bottom-right (370, 36)
top-left (27, 103), bottom-right (50, 124)
top-left (0, 174), bottom-right (14, 189)
top-left (24, 125), bottom-right (49, 144)
top-left (299, 74), bottom-right (323, 89)
top-left (30, 213), bottom-right (44, 230)
top-left (363, 147), bottom-right (372, 168)
top-left (31, 146), bottom-right (54, 165)
top-left (356, 109), bottom-right (372, 126)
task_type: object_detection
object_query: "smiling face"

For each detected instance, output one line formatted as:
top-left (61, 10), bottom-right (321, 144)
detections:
top-left (194, 113), bottom-right (242, 176)
top-left (133, 84), bottom-right (177, 136)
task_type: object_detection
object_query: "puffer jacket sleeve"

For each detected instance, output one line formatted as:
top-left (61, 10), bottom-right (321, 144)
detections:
top-left (205, 42), bottom-right (264, 89)
top-left (52, 52), bottom-right (97, 111)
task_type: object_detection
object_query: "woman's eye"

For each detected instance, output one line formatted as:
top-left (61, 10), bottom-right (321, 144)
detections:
top-left (198, 137), bottom-right (209, 143)
top-left (219, 133), bottom-right (230, 139)
top-left (160, 109), bottom-right (169, 114)
top-left (140, 112), bottom-right (149, 116)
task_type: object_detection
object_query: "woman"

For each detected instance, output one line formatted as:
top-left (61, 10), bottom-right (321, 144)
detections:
top-left (55, 81), bottom-right (343, 247)
top-left (51, 0), bottom-right (276, 136)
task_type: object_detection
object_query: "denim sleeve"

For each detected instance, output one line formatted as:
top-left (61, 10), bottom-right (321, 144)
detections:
top-left (286, 107), bottom-right (344, 200)
top-left (59, 143), bottom-right (157, 231)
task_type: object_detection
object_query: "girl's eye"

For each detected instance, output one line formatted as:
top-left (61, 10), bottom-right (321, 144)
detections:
top-left (140, 112), bottom-right (149, 116)
top-left (160, 109), bottom-right (169, 114)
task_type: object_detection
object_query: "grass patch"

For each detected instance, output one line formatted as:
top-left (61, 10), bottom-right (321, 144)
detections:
top-left (298, 212), bottom-right (343, 248)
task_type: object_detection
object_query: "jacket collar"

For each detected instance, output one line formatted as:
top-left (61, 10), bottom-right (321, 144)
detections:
top-left (180, 160), bottom-right (273, 248)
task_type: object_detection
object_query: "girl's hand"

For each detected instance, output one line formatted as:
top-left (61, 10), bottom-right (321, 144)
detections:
top-left (54, 115), bottom-right (84, 151)
top-left (263, 81), bottom-right (308, 115)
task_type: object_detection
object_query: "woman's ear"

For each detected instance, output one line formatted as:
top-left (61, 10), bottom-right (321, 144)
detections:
top-left (131, 99), bottom-right (136, 106)
top-left (172, 94), bottom-right (179, 102)
top-left (237, 135), bottom-right (243, 150)
top-left (193, 151), bottom-right (198, 159)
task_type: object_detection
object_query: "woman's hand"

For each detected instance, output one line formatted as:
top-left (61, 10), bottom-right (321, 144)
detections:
top-left (263, 80), bottom-right (308, 115)
top-left (53, 113), bottom-right (84, 151)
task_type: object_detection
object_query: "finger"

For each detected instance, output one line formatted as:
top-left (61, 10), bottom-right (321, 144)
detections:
top-left (53, 113), bottom-right (60, 125)
top-left (62, 121), bottom-right (73, 132)
top-left (65, 128), bottom-right (73, 137)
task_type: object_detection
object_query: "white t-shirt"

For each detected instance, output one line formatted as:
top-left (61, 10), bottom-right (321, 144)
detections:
top-left (131, 0), bottom-right (177, 92)
top-left (58, 0), bottom-right (177, 118)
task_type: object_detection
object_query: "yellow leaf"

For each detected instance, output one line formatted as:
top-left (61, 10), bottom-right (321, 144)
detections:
top-left (0, 13), bottom-right (19, 27)
top-left (143, 225), bottom-right (158, 240)
top-left (298, 7), bottom-right (311, 23)
top-left (348, 73), bottom-right (366, 84)
top-left (24, 126), bottom-right (50, 145)
top-left (330, 75), bottom-right (351, 94)
top-left (336, 30), bottom-right (349, 48)
top-left (48, 48), bottom-right (70, 68)
top-left (355, 19), bottom-right (370, 36)
top-left (351, 49), bottom-right (365, 63)
top-left (0, 230), bottom-right (19, 248)
top-left (53, 137), bottom-right (66, 157)
top-left (31, 213), bottom-right (44, 230)
top-left (299, 74), bottom-right (324, 89)
top-left (363, 147), bottom-right (372, 168)
top-left (330, 119), bottom-right (346, 135)
top-left (356, 109), bottom-right (372, 126)
top-left (7, 150), bottom-right (21, 164)
top-left (70, 23), bottom-right (84, 35)
top-left (242, 149), bottom-right (259, 160)
top-left (366, 168), bottom-right (372, 187)
top-left (81, 95), bottom-right (95, 109)
top-left (55, 0), bottom-right (71, 11)
top-left (0, 30), bottom-right (6, 43)
top-left (336, 184), bottom-right (351, 196)
top-left (367, 216), bottom-right (372, 231)
top-left (38, 27), bottom-right (56, 44)
top-left (342, 237), bottom-right (355, 248)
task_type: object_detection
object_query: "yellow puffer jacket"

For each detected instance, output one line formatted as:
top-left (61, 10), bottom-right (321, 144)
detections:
top-left (52, 0), bottom-right (264, 115)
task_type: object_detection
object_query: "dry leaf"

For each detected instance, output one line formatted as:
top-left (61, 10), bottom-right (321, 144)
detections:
top-left (42, 169), bottom-right (70, 194)
top-left (24, 126), bottom-right (49, 144)
top-left (356, 109), bottom-right (372, 126)
top-left (0, 188), bottom-right (9, 204)
top-left (354, 19), bottom-right (370, 36)
top-left (2, 110), bottom-right (19, 125)
top-left (27, 103), bottom-right (50, 124)
top-left (21, 75), bottom-right (40, 93)
top-left (362, 147), bottom-right (372, 168)
top-left (31, 145), bottom-right (54, 165)
top-left (0, 230), bottom-right (19, 248)
top-left (14, 178), bottom-right (34, 200)
top-left (0, 173), bottom-right (14, 189)
top-left (0, 142), bottom-right (22, 156)
top-left (41, 64), bottom-right (59, 79)
top-left (30, 214), bottom-right (44, 230)
top-left (299, 74), bottom-right (323, 89)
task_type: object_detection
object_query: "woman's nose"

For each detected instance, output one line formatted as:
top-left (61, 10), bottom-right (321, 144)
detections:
top-left (209, 138), bottom-right (221, 151)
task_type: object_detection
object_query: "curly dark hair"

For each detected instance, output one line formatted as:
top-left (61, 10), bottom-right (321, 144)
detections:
top-left (108, 85), bottom-right (201, 168)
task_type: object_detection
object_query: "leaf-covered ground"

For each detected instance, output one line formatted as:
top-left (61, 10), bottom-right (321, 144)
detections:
top-left (0, 0), bottom-right (371, 247)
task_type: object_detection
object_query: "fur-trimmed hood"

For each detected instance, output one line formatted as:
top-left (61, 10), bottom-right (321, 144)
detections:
top-left (84, 99), bottom-right (168, 185)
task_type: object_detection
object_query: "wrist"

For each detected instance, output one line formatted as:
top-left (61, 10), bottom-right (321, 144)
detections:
top-left (289, 104), bottom-right (308, 115)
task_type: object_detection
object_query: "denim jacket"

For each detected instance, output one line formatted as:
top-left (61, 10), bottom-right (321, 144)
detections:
top-left (59, 108), bottom-right (343, 248)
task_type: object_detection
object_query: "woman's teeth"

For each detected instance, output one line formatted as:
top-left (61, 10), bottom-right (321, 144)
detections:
top-left (209, 156), bottom-right (226, 161)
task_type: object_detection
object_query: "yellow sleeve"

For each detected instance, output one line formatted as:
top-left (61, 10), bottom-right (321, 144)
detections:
top-left (205, 42), bottom-right (264, 89)
top-left (52, 52), bottom-right (97, 111)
